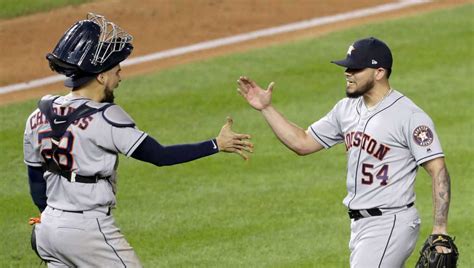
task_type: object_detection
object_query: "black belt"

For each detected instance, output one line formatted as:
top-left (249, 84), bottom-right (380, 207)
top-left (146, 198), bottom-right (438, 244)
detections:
top-left (348, 202), bottom-right (414, 221)
top-left (57, 208), bottom-right (111, 216)
top-left (66, 173), bottom-right (111, 184)
top-left (42, 164), bottom-right (110, 183)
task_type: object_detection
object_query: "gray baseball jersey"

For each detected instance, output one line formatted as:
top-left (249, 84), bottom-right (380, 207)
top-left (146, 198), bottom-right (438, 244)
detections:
top-left (308, 89), bottom-right (443, 209)
top-left (23, 94), bottom-right (147, 211)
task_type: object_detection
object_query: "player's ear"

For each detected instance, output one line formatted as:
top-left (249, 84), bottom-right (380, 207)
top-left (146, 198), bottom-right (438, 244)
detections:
top-left (96, 74), bottom-right (105, 85)
top-left (375, 68), bottom-right (386, 80)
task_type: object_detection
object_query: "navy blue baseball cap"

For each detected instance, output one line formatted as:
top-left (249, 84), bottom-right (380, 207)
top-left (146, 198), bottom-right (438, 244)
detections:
top-left (331, 37), bottom-right (392, 70)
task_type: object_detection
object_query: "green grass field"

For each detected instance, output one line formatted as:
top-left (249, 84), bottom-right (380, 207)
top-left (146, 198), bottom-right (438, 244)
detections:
top-left (1, 3), bottom-right (473, 267)
top-left (0, 0), bottom-right (91, 19)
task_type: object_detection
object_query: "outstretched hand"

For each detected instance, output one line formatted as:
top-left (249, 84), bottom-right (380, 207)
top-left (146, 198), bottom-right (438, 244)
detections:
top-left (216, 117), bottom-right (253, 160)
top-left (237, 76), bottom-right (274, 111)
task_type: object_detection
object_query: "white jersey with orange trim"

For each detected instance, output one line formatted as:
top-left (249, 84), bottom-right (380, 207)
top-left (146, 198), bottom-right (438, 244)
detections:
top-left (308, 89), bottom-right (443, 209)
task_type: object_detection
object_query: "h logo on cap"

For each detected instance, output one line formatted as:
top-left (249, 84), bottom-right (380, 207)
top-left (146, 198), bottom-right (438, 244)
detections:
top-left (347, 45), bottom-right (355, 55)
top-left (331, 37), bottom-right (393, 70)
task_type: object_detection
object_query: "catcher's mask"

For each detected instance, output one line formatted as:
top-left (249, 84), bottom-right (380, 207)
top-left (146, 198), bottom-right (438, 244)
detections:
top-left (46, 13), bottom-right (133, 88)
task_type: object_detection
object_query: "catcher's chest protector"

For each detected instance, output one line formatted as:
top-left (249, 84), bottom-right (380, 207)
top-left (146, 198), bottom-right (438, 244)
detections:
top-left (37, 96), bottom-right (111, 173)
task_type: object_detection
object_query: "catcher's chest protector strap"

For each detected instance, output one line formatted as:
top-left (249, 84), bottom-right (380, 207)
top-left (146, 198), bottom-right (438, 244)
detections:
top-left (38, 96), bottom-right (112, 139)
top-left (37, 97), bottom-right (112, 183)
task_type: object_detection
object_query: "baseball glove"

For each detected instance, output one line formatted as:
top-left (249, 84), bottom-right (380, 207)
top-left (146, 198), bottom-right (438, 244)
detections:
top-left (415, 234), bottom-right (459, 268)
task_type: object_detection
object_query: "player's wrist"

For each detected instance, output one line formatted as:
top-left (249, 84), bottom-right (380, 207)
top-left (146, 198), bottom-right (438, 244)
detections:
top-left (432, 226), bottom-right (448, 235)
top-left (260, 104), bottom-right (274, 113)
top-left (212, 138), bottom-right (220, 152)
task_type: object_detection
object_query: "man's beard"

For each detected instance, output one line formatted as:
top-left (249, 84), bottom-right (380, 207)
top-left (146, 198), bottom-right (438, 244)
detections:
top-left (346, 79), bottom-right (374, 98)
top-left (101, 88), bottom-right (115, 103)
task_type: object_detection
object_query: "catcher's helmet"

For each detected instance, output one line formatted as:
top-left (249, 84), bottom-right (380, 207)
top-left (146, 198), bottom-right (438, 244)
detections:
top-left (47, 13), bottom-right (133, 87)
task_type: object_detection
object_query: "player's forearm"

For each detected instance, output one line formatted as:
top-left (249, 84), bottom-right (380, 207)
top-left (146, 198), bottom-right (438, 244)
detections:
top-left (432, 165), bottom-right (451, 234)
top-left (261, 105), bottom-right (312, 155)
top-left (131, 136), bottom-right (218, 166)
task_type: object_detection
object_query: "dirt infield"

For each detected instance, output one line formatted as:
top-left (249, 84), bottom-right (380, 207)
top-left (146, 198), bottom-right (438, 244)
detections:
top-left (0, 0), bottom-right (470, 105)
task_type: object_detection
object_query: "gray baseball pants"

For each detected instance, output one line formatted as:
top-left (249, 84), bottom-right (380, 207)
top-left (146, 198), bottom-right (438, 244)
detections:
top-left (349, 206), bottom-right (420, 268)
top-left (33, 206), bottom-right (142, 267)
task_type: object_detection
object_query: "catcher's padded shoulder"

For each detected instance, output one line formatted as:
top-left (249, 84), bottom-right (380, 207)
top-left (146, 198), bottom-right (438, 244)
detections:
top-left (101, 104), bottom-right (136, 128)
top-left (39, 94), bottom-right (58, 102)
top-left (37, 94), bottom-right (58, 113)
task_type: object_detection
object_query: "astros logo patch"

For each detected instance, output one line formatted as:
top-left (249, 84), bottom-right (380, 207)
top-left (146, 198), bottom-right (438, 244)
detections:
top-left (413, 125), bottom-right (433, 146)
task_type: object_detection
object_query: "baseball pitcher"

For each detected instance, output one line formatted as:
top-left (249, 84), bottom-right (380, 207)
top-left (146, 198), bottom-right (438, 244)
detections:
top-left (237, 37), bottom-right (457, 267)
top-left (24, 13), bottom-right (253, 267)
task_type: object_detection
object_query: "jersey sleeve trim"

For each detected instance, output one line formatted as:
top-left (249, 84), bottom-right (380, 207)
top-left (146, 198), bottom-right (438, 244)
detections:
top-left (24, 160), bottom-right (43, 167)
top-left (309, 126), bottom-right (331, 149)
top-left (416, 152), bottom-right (445, 166)
top-left (125, 132), bottom-right (148, 157)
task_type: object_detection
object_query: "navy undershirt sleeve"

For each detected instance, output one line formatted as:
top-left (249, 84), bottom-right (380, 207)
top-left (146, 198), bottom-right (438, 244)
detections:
top-left (131, 135), bottom-right (219, 166)
top-left (27, 166), bottom-right (47, 212)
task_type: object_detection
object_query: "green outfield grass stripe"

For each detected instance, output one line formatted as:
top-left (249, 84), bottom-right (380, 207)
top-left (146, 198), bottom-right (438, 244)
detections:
top-left (0, 0), bottom-right (92, 19)
top-left (0, 3), bottom-right (472, 267)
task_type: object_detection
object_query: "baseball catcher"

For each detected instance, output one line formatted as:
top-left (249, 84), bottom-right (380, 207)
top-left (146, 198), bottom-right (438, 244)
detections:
top-left (416, 234), bottom-right (459, 268)
top-left (24, 13), bottom-right (253, 267)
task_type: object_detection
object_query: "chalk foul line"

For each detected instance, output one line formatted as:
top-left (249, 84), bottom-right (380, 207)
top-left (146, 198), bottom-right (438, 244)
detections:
top-left (0, 0), bottom-right (430, 95)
